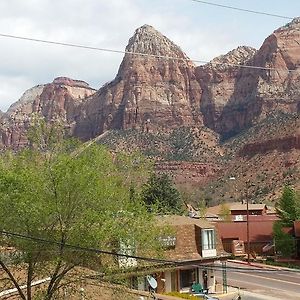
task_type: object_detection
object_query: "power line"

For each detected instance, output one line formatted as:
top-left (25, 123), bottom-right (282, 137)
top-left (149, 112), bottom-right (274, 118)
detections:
top-left (1, 230), bottom-right (300, 273)
top-left (0, 33), bottom-right (298, 74)
top-left (0, 230), bottom-right (174, 265)
top-left (186, 0), bottom-right (293, 20)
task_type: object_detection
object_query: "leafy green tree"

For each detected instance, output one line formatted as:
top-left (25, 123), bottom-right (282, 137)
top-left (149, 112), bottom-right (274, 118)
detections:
top-left (273, 186), bottom-right (300, 257)
top-left (276, 186), bottom-right (300, 226)
top-left (273, 221), bottom-right (296, 258)
top-left (141, 173), bottom-right (182, 214)
top-left (0, 139), bottom-right (160, 299)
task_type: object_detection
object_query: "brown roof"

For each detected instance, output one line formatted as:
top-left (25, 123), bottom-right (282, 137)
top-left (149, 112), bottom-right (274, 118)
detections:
top-left (155, 215), bottom-right (226, 262)
top-left (206, 203), bottom-right (268, 215)
top-left (230, 203), bottom-right (266, 211)
top-left (156, 215), bottom-right (214, 228)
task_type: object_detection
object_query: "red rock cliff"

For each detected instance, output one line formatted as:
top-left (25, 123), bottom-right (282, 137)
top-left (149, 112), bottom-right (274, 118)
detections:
top-left (0, 78), bottom-right (96, 149)
top-left (74, 25), bottom-right (203, 140)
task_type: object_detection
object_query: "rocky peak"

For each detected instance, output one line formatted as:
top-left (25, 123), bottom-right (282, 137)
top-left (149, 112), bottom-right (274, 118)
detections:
top-left (6, 85), bottom-right (45, 115)
top-left (125, 24), bottom-right (189, 60)
top-left (275, 17), bottom-right (300, 32)
top-left (52, 77), bottom-right (92, 89)
top-left (207, 46), bottom-right (257, 70)
top-left (75, 25), bottom-right (202, 140)
top-left (0, 77), bottom-right (96, 149)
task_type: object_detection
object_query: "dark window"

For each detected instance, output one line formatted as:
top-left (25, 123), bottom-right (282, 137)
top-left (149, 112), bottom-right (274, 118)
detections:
top-left (180, 269), bottom-right (198, 288)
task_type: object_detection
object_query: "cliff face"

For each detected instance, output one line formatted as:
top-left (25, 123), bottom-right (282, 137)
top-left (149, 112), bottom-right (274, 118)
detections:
top-left (74, 25), bottom-right (203, 140)
top-left (196, 46), bottom-right (257, 134)
top-left (254, 17), bottom-right (300, 118)
top-left (2, 22), bottom-right (300, 202)
top-left (156, 161), bottom-right (221, 185)
top-left (196, 17), bottom-right (300, 138)
top-left (0, 77), bottom-right (96, 149)
top-left (3, 21), bottom-right (300, 145)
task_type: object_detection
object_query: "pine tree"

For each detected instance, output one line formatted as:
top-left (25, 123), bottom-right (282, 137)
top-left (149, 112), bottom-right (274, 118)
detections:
top-left (276, 186), bottom-right (300, 226)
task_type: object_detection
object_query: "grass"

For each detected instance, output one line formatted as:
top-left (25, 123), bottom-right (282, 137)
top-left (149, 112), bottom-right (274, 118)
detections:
top-left (164, 292), bottom-right (200, 299)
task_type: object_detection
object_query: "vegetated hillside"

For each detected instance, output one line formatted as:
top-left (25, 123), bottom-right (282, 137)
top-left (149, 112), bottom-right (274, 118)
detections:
top-left (98, 127), bottom-right (225, 189)
top-left (98, 126), bottom-right (224, 163)
top-left (201, 113), bottom-right (300, 204)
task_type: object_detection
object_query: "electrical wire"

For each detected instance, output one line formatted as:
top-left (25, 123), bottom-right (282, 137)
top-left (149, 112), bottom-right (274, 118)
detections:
top-left (1, 229), bottom-right (300, 273)
top-left (186, 0), bottom-right (293, 20)
top-left (0, 230), bottom-right (174, 264)
top-left (0, 33), bottom-right (299, 73)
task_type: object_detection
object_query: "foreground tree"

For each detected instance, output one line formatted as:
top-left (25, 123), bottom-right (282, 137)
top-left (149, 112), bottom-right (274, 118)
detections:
top-left (141, 173), bottom-right (182, 214)
top-left (273, 221), bottom-right (295, 258)
top-left (273, 186), bottom-right (299, 257)
top-left (0, 135), bottom-right (160, 299)
top-left (275, 186), bottom-right (300, 226)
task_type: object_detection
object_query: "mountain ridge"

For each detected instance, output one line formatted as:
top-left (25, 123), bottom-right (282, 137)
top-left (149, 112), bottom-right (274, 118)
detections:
top-left (1, 21), bottom-right (300, 203)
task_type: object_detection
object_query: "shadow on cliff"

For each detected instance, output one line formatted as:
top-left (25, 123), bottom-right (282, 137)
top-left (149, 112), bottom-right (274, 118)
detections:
top-left (217, 63), bottom-right (263, 142)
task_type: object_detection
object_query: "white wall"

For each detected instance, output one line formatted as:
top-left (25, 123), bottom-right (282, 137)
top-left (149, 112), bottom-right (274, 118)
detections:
top-left (165, 271), bottom-right (172, 293)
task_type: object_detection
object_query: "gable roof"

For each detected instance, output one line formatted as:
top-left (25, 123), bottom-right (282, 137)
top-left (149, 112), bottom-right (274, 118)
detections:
top-left (206, 203), bottom-right (268, 215)
top-left (156, 215), bottom-right (214, 228)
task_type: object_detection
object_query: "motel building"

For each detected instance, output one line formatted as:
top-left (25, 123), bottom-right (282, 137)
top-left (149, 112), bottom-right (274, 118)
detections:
top-left (121, 215), bottom-right (230, 295)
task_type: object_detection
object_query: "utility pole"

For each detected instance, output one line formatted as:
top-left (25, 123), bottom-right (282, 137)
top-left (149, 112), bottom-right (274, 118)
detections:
top-left (246, 182), bottom-right (255, 264)
top-left (222, 261), bottom-right (227, 293)
top-left (246, 195), bottom-right (250, 264)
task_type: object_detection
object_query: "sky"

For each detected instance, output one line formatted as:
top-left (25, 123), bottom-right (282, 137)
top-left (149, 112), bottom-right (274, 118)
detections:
top-left (0, 0), bottom-right (299, 111)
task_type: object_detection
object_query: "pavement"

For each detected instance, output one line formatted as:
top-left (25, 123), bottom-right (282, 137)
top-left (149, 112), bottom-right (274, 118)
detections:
top-left (136, 286), bottom-right (239, 300)
top-left (136, 260), bottom-right (299, 300)
top-left (227, 259), bottom-right (297, 271)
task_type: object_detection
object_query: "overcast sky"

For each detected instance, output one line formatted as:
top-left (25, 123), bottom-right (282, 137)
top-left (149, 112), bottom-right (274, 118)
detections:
top-left (0, 0), bottom-right (299, 111)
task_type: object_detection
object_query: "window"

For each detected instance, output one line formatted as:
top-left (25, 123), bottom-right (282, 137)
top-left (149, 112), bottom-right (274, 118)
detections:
top-left (202, 229), bottom-right (215, 250)
top-left (180, 268), bottom-right (198, 289)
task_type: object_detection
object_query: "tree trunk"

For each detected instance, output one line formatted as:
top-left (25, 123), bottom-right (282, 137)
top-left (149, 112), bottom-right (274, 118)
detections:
top-left (0, 259), bottom-right (27, 300)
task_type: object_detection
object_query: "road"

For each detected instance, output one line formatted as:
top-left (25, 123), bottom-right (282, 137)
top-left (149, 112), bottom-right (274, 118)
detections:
top-left (215, 262), bottom-right (300, 300)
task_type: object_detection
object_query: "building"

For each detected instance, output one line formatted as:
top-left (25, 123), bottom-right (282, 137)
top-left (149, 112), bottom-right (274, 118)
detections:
top-left (215, 216), bottom-right (277, 255)
top-left (294, 220), bottom-right (300, 258)
top-left (205, 203), bottom-right (276, 221)
top-left (136, 215), bottom-right (229, 294)
top-left (203, 202), bottom-right (278, 256)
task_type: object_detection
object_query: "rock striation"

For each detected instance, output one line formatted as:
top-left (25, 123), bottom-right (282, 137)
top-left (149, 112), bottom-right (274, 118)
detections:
top-left (196, 46), bottom-right (257, 134)
top-left (239, 134), bottom-right (300, 157)
top-left (156, 161), bottom-right (221, 185)
top-left (74, 25), bottom-right (203, 140)
top-left (0, 78), bottom-right (96, 149)
top-left (196, 17), bottom-right (300, 138)
top-left (1, 21), bottom-right (300, 154)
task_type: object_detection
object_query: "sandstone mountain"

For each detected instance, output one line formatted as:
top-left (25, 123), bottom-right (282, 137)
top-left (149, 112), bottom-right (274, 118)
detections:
top-left (1, 20), bottom-right (300, 203)
top-left (74, 25), bottom-right (203, 140)
top-left (0, 77), bottom-right (96, 149)
top-left (197, 17), bottom-right (300, 139)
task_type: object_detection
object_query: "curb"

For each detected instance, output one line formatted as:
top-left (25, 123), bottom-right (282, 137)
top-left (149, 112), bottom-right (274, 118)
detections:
top-left (217, 291), bottom-right (237, 298)
top-left (228, 259), bottom-right (283, 270)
